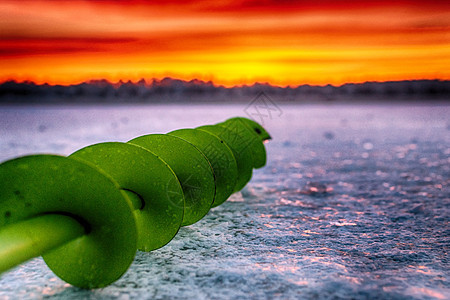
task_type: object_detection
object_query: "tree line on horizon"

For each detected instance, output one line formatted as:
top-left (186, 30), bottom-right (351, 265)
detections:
top-left (0, 78), bottom-right (448, 103)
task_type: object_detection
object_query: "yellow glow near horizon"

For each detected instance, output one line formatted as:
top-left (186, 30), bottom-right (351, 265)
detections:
top-left (0, 0), bottom-right (449, 86)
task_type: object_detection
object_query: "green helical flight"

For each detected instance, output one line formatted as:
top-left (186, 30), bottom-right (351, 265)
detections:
top-left (0, 117), bottom-right (271, 289)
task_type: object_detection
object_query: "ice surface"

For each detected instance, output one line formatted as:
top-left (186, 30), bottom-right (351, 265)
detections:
top-left (0, 103), bottom-right (449, 299)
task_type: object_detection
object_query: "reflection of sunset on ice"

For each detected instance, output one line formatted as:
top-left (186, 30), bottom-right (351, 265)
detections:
top-left (0, 103), bottom-right (448, 298)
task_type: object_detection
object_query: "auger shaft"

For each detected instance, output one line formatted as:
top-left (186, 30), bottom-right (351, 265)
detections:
top-left (0, 191), bottom-right (144, 274)
top-left (0, 116), bottom-right (271, 289)
top-left (0, 214), bottom-right (85, 273)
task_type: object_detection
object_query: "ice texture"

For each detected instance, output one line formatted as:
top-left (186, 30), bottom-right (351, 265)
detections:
top-left (0, 103), bottom-right (449, 299)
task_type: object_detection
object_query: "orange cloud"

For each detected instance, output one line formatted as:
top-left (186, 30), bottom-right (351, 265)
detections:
top-left (0, 0), bottom-right (449, 86)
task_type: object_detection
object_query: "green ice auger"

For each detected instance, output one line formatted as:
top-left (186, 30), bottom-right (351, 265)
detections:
top-left (0, 117), bottom-right (271, 289)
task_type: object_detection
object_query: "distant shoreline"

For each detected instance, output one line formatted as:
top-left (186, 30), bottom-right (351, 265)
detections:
top-left (0, 78), bottom-right (448, 104)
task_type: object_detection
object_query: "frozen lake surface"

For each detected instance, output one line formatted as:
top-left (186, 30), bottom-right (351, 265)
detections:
top-left (0, 103), bottom-right (449, 299)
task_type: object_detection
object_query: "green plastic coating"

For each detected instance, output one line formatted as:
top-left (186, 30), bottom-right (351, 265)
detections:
top-left (0, 214), bottom-right (85, 273)
top-left (168, 129), bottom-right (238, 207)
top-left (0, 155), bottom-right (138, 288)
top-left (220, 117), bottom-right (270, 168)
top-left (70, 142), bottom-right (185, 252)
top-left (197, 125), bottom-right (253, 192)
top-left (0, 117), bottom-right (270, 289)
top-left (128, 134), bottom-right (215, 226)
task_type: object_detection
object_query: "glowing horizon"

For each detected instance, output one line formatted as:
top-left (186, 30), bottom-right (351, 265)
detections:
top-left (1, 0), bottom-right (449, 86)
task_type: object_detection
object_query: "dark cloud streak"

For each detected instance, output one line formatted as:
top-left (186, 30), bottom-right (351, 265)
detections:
top-left (0, 37), bottom-right (139, 57)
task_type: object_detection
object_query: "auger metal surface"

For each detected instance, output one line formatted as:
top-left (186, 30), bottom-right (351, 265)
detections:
top-left (0, 117), bottom-right (270, 289)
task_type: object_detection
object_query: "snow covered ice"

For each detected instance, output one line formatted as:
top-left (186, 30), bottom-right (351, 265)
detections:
top-left (0, 103), bottom-right (449, 299)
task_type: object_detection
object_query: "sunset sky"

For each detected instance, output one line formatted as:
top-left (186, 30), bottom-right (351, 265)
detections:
top-left (0, 0), bottom-right (449, 86)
